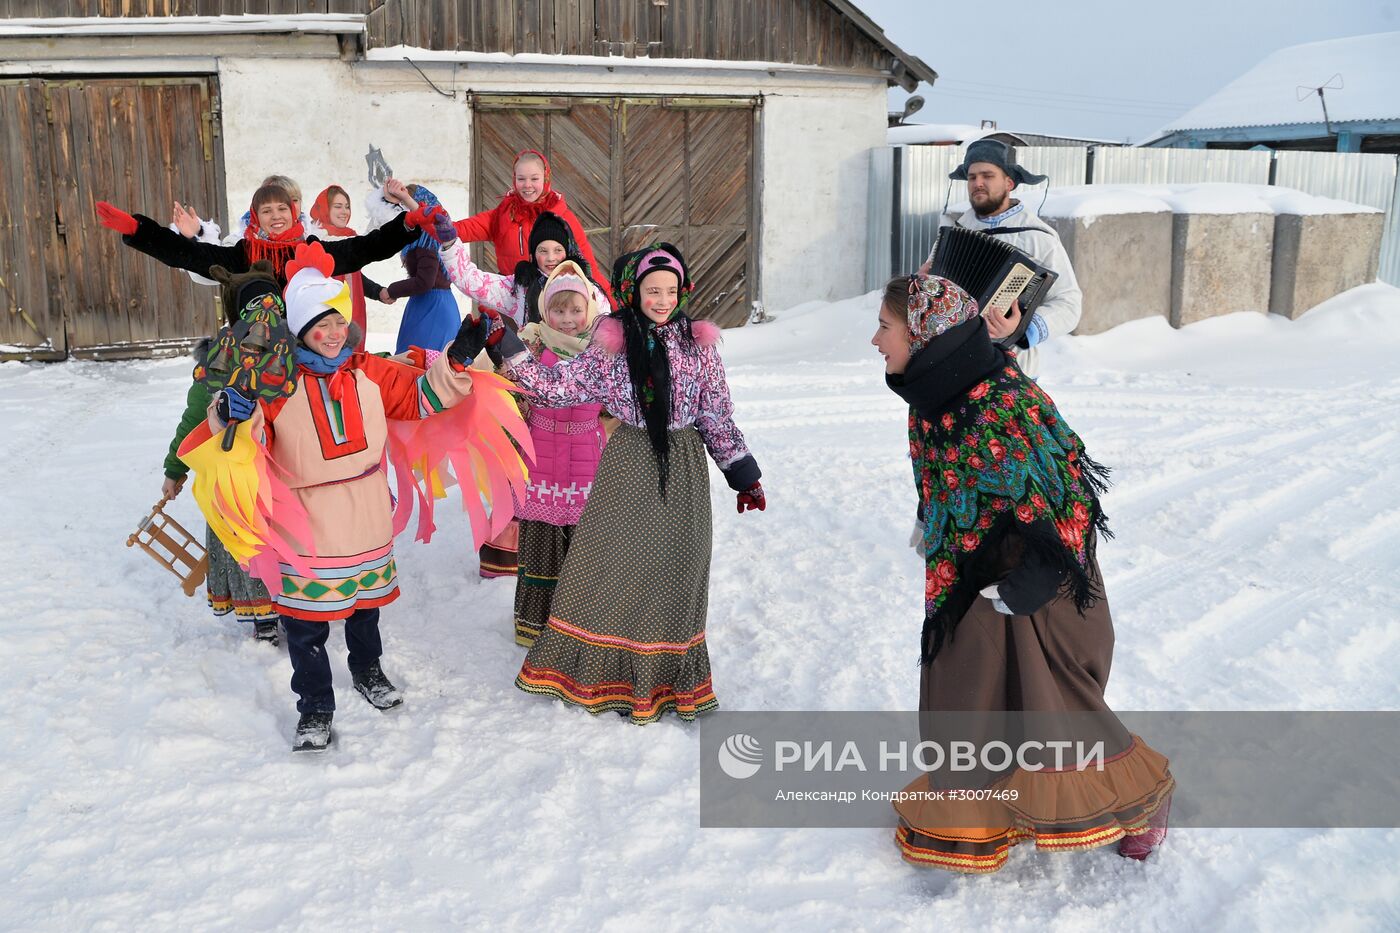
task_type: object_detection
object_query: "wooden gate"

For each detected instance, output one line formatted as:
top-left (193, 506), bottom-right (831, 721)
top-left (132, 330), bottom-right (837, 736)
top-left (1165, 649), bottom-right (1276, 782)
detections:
top-left (472, 95), bottom-right (760, 327)
top-left (0, 76), bottom-right (224, 360)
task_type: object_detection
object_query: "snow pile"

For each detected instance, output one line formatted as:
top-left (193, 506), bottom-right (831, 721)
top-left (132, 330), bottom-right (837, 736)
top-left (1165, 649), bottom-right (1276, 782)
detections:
top-left (1155, 31), bottom-right (1400, 133)
top-left (943, 183), bottom-right (1382, 221)
top-left (2, 285), bottom-right (1399, 928)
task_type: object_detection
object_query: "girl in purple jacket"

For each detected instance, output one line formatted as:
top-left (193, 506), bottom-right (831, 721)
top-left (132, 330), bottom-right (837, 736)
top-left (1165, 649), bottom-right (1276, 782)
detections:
top-left (478, 243), bottom-right (766, 724)
top-left (511, 261), bottom-right (609, 647)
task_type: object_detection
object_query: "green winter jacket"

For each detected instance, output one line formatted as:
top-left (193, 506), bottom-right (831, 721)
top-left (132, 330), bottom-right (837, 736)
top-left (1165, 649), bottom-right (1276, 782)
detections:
top-left (163, 380), bottom-right (212, 480)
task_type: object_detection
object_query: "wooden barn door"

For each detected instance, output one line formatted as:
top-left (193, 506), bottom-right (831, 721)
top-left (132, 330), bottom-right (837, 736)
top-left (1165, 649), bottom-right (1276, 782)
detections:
top-left (0, 76), bottom-right (224, 361)
top-left (470, 97), bottom-right (613, 280)
top-left (620, 99), bottom-right (758, 328)
top-left (472, 95), bottom-right (758, 327)
top-left (0, 80), bottom-right (64, 359)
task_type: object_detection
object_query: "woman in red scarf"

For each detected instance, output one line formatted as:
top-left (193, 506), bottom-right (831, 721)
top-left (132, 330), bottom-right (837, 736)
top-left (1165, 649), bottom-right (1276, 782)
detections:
top-left (96, 179), bottom-right (432, 290)
top-left (310, 185), bottom-right (387, 349)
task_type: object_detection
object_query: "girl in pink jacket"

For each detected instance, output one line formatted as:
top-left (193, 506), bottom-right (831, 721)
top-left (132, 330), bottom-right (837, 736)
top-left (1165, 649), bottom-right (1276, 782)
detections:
top-left (512, 261), bottom-right (608, 647)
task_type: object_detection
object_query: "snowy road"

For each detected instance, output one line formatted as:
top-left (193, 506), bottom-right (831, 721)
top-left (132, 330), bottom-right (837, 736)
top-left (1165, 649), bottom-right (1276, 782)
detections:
top-left (2, 286), bottom-right (1398, 931)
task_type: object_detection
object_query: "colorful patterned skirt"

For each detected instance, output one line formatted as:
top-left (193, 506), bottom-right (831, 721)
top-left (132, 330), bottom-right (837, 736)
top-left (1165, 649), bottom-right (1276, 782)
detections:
top-left (206, 527), bottom-right (277, 622)
top-left (894, 575), bottom-right (1174, 873)
top-left (513, 520), bottom-right (575, 647)
top-left (515, 425), bottom-right (717, 724)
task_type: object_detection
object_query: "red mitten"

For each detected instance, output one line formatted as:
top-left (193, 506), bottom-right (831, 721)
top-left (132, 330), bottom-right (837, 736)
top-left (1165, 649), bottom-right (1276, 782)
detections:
top-left (404, 203), bottom-right (448, 236)
top-left (95, 201), bottom-right (137, 236)
top-left (737, 482), bottom-right (766, 513)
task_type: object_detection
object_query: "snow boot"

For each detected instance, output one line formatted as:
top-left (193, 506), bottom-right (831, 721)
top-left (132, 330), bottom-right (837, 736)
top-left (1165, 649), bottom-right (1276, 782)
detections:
top-left (254, 619), bottom-right (280, 646)
top-left (292, 711), bottom-right (333, 753)
top-left (1119, 796), bottom-right (1170, 861)
top-left (352, 662), bottom-right (403, 711)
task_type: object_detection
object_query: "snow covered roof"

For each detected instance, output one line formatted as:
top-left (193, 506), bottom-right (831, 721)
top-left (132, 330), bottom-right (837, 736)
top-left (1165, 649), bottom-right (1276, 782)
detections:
top-left (887, 123), bottom-right (988, 146)
top-left (1155, 31), bottom-right (1400, 134)
top-left (1031, 183), bottom-right (1382, 219)
top-left (0, 14), bottom-right (364, 37)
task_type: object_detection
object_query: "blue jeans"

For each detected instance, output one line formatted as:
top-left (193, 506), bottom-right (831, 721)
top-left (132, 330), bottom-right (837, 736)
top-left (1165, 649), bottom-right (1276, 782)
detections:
top-left (283, 608), bottom-right (383, 713)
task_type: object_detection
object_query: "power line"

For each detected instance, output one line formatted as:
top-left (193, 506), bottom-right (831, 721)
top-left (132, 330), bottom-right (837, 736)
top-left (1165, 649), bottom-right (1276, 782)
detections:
top-left (931, 88), bottom-right (1182, 120)
top-left (936, 78), bottom-right (1191, 110)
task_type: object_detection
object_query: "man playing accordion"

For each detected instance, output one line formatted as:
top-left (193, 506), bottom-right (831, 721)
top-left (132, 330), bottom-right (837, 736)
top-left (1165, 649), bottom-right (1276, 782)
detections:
top-left (920, 139), bottom-right (1083, 378)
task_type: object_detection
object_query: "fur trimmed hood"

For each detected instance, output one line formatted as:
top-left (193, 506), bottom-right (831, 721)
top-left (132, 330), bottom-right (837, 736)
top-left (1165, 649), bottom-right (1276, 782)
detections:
top-left (591, 315), bottom-right (720, 355)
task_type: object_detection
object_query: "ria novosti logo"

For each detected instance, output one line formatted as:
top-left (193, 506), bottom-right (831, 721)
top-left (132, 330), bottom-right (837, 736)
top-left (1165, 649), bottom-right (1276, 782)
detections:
top-left (717, 733), bottom-right (764, 779)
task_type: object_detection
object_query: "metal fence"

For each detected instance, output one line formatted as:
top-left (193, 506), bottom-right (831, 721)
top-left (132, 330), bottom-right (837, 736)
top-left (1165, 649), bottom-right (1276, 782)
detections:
top-left (869, 144), bottom-right (1400, 290)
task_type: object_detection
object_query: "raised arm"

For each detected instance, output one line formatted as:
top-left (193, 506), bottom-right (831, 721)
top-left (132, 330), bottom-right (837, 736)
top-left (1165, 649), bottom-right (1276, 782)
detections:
top-left (114, 210), bottom-right (248, 277)
top-left (452, 204), bottom-right (497, 245)
top-left (323, 215), bottom-right (419, 276)
top-left (438, 239), bottom-right (518, 314)
top-left (386, 248), bottom-right (445, 300)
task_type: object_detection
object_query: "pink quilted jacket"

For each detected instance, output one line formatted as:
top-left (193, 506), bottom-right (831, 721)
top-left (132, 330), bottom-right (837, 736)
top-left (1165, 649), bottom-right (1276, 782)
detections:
top-left (518, 346), bottom-right (605, 526)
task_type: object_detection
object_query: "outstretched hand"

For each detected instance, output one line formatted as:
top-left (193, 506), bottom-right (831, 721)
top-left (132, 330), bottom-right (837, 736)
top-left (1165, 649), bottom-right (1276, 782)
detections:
top-left (96, 201), bottom-right (137, 236)
top-left (171, 202), bottom-right (202, 238)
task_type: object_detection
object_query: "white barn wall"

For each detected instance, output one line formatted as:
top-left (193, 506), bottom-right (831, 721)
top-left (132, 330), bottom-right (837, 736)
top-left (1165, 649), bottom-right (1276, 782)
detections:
top-left (215, 57), bottom-right (473, 326)
top-left (759, 85), bottom-right (887, 307)
top-left (218, 57), bottom-right (887, 316)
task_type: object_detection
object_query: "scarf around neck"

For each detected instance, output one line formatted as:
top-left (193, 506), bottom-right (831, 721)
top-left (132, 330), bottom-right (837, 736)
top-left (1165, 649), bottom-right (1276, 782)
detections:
top-left (295, 344), bottom-right (356, 401)
top-left (520, 320), bottom-right (592, 360)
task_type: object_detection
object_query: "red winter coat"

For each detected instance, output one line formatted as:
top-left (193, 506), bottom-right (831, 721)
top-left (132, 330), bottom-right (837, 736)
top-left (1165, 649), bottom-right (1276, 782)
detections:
top-left (453, 150), bottom-right (615, 305)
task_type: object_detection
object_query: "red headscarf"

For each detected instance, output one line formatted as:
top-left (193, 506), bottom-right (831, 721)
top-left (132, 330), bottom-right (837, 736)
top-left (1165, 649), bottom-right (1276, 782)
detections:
top-left (243, 190), bottom-right (306, 280)
top-left (502, 149), bottom-right (563, 223)
top-left (310, 185), bottom-right (358, 239)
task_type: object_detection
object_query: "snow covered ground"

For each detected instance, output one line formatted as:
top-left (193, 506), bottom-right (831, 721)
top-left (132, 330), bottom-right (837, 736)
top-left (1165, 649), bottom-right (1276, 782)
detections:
top-left (2, 285), bottom-right (1399, 931)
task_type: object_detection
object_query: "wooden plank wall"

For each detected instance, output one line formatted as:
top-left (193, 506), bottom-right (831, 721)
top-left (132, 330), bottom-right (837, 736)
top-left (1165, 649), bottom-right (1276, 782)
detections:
top-left (0, 1), bottom-right (890, 74)
top-left (0, 1), bottom-right (366, 14)
top-left (366, 0), bottom-right (890, 73)
top-left (473, 97), bottom-right (757, 327)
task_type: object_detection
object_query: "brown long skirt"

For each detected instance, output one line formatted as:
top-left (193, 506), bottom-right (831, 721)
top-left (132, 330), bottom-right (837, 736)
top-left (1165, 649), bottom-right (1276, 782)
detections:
top-left (515, 424), bottom-right (717, 724)
top-left (894, 562), bottom-right (1175, 873)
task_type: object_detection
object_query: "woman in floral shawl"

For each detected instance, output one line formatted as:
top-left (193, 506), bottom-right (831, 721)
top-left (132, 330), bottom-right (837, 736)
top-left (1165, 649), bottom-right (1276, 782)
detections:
top-left (872, 274), bottom-right (1174, 874)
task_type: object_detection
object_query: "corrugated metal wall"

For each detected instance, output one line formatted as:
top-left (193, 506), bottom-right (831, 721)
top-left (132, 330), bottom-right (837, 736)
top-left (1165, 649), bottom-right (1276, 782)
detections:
top-left (1274, 150), bottom-right (1400, 285)
top-left (880, 145), bottom-right (1090, 280)
top-left (1093, 146), bottom-right (1272, 185)
top-left (870, 144), bottom-right (1400, 290)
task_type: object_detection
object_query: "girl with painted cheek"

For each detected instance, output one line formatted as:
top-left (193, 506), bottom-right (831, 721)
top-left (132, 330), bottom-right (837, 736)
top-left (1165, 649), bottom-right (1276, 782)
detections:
top-left (204, 242), bottom-right (504, 752)
top-left (476, 242), bottom-right (765, 725)
top-left (507, 266), bottom-right (608, 647)
top-left (877, 273), bottom-right (1175, 874)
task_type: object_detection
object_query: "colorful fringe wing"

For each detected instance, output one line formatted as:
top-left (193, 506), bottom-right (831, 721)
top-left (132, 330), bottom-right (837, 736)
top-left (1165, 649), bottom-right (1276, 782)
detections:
top-left (384, 367), bottom-right (534, 549)
top-left (177, 418), bottom-right (314, 594)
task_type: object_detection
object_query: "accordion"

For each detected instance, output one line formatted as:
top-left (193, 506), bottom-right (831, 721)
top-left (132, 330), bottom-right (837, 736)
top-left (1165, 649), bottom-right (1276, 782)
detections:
top-left (926, 226), bottom-right (1058, 345)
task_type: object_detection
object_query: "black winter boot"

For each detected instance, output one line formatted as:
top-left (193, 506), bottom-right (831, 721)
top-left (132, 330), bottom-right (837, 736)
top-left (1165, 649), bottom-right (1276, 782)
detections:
top-left (254, 619), bottom-right (280, 646)
top-left (292, 711), bottom-right (333, 753)
top-left (352, 662), bottom-right (403, 711)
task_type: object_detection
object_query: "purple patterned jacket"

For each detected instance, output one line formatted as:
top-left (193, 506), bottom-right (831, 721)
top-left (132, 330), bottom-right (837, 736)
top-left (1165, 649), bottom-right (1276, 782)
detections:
top-left (503, 316), bottom-right (759, 490)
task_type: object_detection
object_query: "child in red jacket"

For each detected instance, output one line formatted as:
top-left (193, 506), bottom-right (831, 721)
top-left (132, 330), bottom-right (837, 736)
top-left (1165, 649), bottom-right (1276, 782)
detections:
top-left (453, 149), bottom-right (615, 307)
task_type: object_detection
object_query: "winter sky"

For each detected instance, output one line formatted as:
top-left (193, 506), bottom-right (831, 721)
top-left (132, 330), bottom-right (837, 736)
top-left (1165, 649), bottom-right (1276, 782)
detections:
top-left (859, 0), bottom-right (1400, 143)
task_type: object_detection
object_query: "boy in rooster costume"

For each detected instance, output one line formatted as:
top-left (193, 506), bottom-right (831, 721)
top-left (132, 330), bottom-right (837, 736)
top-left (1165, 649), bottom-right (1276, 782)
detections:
top-left (178, 242), bottom-right (531, 752)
